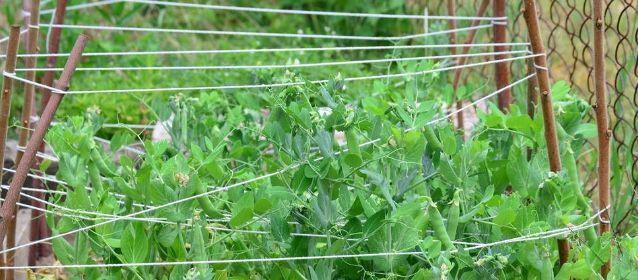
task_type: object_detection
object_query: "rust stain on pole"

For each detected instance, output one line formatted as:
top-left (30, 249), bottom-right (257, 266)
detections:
top-left (522, 0), bottom-right (568, 267)
top-left (494, 0), bottom-right (511, 111)
top-left (0, 34), bottom-right (89, 263)
top-left (0, 26), bottom-right (21, 280)
top-left (31, 0), bottom-right (69, 264)
top-left (593, 0), bottom-right (611, 277)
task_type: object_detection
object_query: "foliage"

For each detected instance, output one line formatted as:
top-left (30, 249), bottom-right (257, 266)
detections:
top-left (41, 74), bottom-right (637, 279)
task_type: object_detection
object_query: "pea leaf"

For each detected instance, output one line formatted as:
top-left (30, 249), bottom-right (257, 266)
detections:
top-left (121, 222), bottom-right (149, 263)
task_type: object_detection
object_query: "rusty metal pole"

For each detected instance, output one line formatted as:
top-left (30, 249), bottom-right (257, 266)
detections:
top-left (0, 34), bottom-right (89, 251)
top-left (522, 0), bottom-right (569, 267)
top-left (0, 26), bottom-right (21, 280)
top-left (30, 0), bottom-right (68, 264)
top-left (593, 0), bottom-right (611, 277)
top-left (494, 0), bottom-right (511, 111)
top-left (5, 1), bottom-right (41, 275)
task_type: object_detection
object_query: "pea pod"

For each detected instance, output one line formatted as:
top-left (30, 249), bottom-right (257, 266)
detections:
top-left (193, 176), bottom-right (223, 219)
top-left (459, 206), bottom-right (480, 224)
top-left (90, 149), bottom-right (116, 177)
top-left (446, 190), bottom-right (461, 240)
top-left (427, 198), bottom-right (455, 251)
top-left (564, 147), bottom-right (598, 245)
top-left (424, 126), bottom-right (443, 152)
top-left (345, 129), bottom-right (360, 155)
top-left (88, 163), bottom-right (105, 205)
top-left (88, 163), bottom-right (103, 193)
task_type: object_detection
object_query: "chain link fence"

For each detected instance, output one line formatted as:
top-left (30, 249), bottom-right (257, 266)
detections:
top-left (428, 0), bottom-right (638, 232)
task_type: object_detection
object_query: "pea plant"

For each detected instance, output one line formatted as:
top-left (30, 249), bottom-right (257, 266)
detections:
top-left (42, 73), bottom-right (635, 279)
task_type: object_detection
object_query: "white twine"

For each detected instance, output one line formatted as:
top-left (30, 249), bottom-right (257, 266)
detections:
top-left (15, 145), bottom-right (58, 162)
top-left (3, 186), bottom-right (365, 242)
top-left (15, 50), bottom-right (530, 72)
top-left (1, 43), bottom-right (531, 59)
top-left (2, 71), bottom-right (64, 93)
top-left (37, 23), bottom-right (494, 41)
top-left (0, 185), bottom-right (164, 223)
top-left (40, 0), bottom-right (126, 15)
top-left (534, 64), bottom-right (549, 71)
top-left (126, 0), bottom-right (506, 21)
top-left (0, 219), bottom-right (598, 270)
top-left (0, 73), bottom-right (536, 256)
top-left (0, 29), bottom-right (29, 44)
top-left (59, 53), bottom-right (542, 95)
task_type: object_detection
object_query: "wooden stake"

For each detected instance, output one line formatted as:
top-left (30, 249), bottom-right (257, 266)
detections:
top-left (593, 0), bottom-right (611, 277)
top-left (0, 26), bottom-right (21, 280)
top-left (522, 0), bottom-right (568, 267)
top-left (494, 0), bottom-right (511, 111)
top-left (0, 33), bottom-right (89, 266)
top-left (447, 0), bottom-right (465, 132)
top-left (449, 0), bottom-right (490, 137)
top-left (452, 0), bottom-right (490, 84)
top-left (30, 0), bottom-right (68, 264)
top-left (5, 1), bottom-right (41, 275)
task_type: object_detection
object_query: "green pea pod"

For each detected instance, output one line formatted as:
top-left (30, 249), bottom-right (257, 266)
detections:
top-left (90, 149), bottom-right (116, 177)
top-left (345, 129), bottom-right (360, 155)
top-left (428, 199), bottom-right (455, 251)
top-left (446, 190), bottom-right (461, 240)
top-left (424, 126), bottom-right (443, 152)
top-left (88, 163), bottom-right (103, 192)
top-left (458, 206), bottom-right (480, 224)
top-left (88, 163), bottom-right (104, 205)
top-left (564, 147), bottom-right (598, 245)
top-left (193, 176), bottom-right (223, 219)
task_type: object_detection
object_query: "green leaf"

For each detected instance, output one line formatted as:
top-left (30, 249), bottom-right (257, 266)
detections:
top-left (439, 127), bottom-right (457, 155)
top-left (291, 168), bottom-right (312, 193)
top-left (574, 123), bottom-right (597, 138)
top-left (230, 193), bottom-right (254, 227)
top-left (121, 222), bottom-right (149, 263)
top-left (315, 130), bottom-right (334, 158)
top-left (254, 198), bottom-right (272, 215)
top-left (110, 131), bottom-right (133, 152)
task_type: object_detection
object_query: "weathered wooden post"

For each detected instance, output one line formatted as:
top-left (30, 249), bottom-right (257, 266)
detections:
top-left (0, 34), bottom-right (88, 269)
top-left (593, 0), bottom-right (611, 277)
top-left (522, 0), bottom-right (570, 266)
top-left (493, 0), bottom-right (511, 111)
top-left (5, 1), bottom-right (41, 275)
top-left (30, 0), bottom-right (69, 265)
top-left (0, 26), bottom-right (21, 280)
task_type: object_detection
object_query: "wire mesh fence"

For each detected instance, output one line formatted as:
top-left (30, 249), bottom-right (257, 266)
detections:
top-left (424, 0), bottom-right (637, 232)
